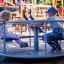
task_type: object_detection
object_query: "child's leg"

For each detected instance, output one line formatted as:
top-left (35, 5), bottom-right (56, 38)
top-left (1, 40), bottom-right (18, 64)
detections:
top-left (5, 33), bottom-right (28, 47)
top-left (5, 33), bottom-right (23, 45)
top-left (42, 31), bottom-right (62, 51)
top-left (47, 41), bottom-right (56, 49)
top-left (42, 32), bottom-right (57, 49)
top-left (53, 41), bottom-right (61, 50)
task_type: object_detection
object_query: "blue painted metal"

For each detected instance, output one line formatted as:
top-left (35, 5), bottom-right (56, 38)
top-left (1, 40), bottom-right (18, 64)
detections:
top-left (3, 22), bottom-right (6, 53)
top-left (44, 22), bottom-right (47, 54)
top-left (1, 20), bottom-right (64, 59)
top-left (6, 20), bottom-right (64, 24)
top-left (4, 20), bottom-right (64, 52)
top-left (28, 27), bottom-right (32, 47)
top-left (33, 26), bottom-right (39, 51)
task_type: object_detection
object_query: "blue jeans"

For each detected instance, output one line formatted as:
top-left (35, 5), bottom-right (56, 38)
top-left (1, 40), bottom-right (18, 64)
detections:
top-left (38, 27), bottom-right (43, 33)
top-left (42, 27), bottom-right (63, 49)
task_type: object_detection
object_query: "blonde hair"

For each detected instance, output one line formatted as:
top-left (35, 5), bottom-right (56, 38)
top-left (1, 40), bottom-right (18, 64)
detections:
top-left (0, 10), bottom-right (11, 21)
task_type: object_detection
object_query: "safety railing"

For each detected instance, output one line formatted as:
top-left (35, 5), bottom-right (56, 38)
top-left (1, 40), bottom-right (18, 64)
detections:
top-left (2, 20), bottom-right (64, 53)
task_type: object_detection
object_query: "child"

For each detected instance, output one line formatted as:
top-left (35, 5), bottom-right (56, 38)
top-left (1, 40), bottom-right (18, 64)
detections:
top-left (42, 7), bottom-right (63, 52)
top-left (0, 10), bottom-right (28, 48)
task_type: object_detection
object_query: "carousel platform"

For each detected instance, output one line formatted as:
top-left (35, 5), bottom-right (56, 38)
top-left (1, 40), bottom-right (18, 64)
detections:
top-left (0, 46), bottom-right (64, 59)
top-left (0, 20), bottom-right (64, 62)
top-left (0, 36), bottom-right (64, 61)
top-left (0, 38), bottom-right (64, 62)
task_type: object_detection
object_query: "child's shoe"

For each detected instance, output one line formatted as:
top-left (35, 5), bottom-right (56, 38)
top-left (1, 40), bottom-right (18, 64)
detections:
top-left (56, 47), bottom-right (61, 51)
top-left (20, 42), bottom-right (28, 48)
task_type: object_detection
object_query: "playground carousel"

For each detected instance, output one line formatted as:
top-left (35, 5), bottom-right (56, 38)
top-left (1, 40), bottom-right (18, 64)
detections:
top-left (0, 20), bottom-right (64, 61)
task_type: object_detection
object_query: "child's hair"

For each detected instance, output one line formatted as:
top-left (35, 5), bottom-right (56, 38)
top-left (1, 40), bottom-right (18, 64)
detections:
top-left (0, 10), bottom-right (11, 21)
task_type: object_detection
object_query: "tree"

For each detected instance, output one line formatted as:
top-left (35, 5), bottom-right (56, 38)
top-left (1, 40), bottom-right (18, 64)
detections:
top-left (47, 0), bottom-right (52, 5)
top-left (57, 0), bottom-right (61, 8)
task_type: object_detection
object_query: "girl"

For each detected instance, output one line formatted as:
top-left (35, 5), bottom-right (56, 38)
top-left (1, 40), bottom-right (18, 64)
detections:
top-left (0, 10), bottom-right (28, 48)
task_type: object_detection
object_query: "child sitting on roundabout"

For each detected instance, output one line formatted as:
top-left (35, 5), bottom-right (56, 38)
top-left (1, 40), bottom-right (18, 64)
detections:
top-left (42, 7), bottom-right (63, 52)
top-left (0, 9), bottom-right (28, 48)
top-left (30, 6), bottom-right (63, 52)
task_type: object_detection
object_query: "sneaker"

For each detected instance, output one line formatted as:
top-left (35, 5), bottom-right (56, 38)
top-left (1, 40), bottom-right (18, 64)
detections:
top-left (20, 44), bottom-right (23, 48)
top-left (23, 43), bottom-right (28, 47)
top-left (20, 42), bottom-right (28, 48)
top-left (50, 48), bottom-right (56, 52)
top-left (56, 47), bottom-right (61, 51)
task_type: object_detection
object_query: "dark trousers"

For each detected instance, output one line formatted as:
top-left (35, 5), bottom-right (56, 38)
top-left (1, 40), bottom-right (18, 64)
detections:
top-left (42, 27), bottom-right (63, 49)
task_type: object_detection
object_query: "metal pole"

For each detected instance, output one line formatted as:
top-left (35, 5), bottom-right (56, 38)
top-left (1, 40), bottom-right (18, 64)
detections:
top-left (28, 26), bottom-right (31, 47)
top-left (34, 26), bottom-right (39, 51)
top-left (44, 21), bottom-right (47, 54)
top-left (3, 22), bottom-right (6, 53)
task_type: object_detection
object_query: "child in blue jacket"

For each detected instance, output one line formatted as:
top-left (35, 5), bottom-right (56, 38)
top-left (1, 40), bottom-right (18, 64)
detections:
top-left (42, 7), bottom-right (63, 52)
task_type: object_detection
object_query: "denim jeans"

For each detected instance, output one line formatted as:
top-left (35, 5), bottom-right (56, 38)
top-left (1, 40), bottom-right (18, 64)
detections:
top-left (42, 27), bottom-right (63, 49)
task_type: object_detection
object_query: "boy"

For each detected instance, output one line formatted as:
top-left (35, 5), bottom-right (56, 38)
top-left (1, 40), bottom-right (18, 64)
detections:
top-left (42, 7), bottom-right (63, 52)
